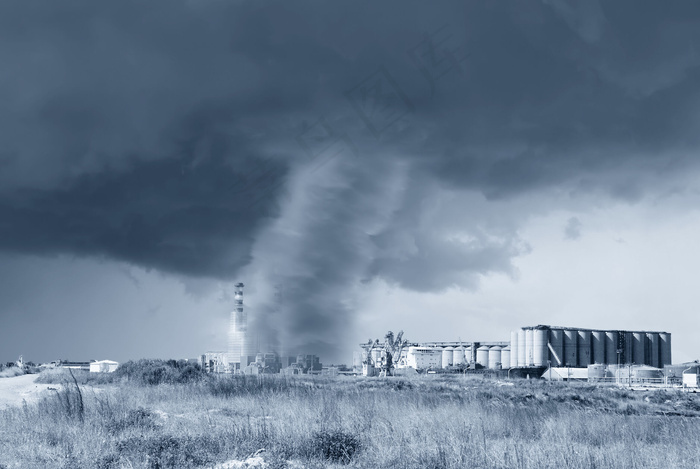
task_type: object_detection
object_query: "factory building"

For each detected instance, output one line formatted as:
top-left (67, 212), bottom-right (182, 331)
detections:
top-left (510, 326), bottom-right (672, 369)
top-left (364, 340), bottom-right (509, 373)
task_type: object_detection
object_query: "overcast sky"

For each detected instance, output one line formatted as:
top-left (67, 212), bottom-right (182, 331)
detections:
top-left (2, 1), bottom-right (700, 364)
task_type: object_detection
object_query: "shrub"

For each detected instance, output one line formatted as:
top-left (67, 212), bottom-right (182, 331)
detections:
top-left (0, 367), bottom-right (25, 378)
top-left (106, 407), bottom-right (159, 434)
top-left (116, 434), bottom-right (221, 468)
top-left (114, 359), bottom-right (206, 385)
top-left (310, 430), bottom-right (361, 464)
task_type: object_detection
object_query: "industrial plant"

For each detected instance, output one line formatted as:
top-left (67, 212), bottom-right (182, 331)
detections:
top-left (201, 282), bottom-right (698, 387)
top-left (202, 282), bottom-right (324, 375)
top-left (356, 325), bottom-right (699, 388)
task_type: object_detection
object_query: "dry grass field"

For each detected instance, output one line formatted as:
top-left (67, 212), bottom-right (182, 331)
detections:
top-left (1, 362), bottom-right (700, 468)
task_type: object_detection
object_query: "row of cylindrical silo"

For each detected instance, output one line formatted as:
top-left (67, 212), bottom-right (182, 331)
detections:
top-left (409, 345), bottom-right (507, 369)
top-left (510, 327), bottom-right (672, 368)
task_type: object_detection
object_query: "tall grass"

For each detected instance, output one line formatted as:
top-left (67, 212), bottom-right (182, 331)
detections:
top-left (1, 372), bottom-right (700, 468)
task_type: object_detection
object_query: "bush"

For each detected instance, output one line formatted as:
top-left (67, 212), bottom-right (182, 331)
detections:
top-left (116, 434), bottom-right (221, 468)
top-left (0, 367), bottom-right (25, 378)
top-left (35, 368), bottom-right (115, 385)
top-left (106, 407), bottom-right (159, 434)
top-left (310, 430), bottom-right (361, 464)
top-left (114, 359), bottom-right (206, 385)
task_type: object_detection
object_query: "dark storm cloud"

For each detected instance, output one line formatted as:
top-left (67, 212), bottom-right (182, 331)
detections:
top-left (2, 0), bottom-right (700, 358)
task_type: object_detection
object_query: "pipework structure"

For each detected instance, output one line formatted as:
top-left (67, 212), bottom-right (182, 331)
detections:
top-left (510, 325), bottom-right (671, 369)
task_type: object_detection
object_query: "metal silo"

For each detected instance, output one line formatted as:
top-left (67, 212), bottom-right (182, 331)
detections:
top-left (577, 330), bottom-right (591, 367)
top-left (550, 329), bottom-right (564, 366)
top-left (517, 329), bottom-right (526, 367)
top-left (488, 346), bottom-right (502, 370)
top-left (633, 333), bottom-right (645, 364)
top-left (623, 332), bottom-right (634, 364)
top-left (591, 331), bottom-right (605, 364)
top-left (659, 333), bottom-right (672, 366)
top-left (533, 328), bottom-right (548, 367)
top-left (501, 346), bottom-right (511, 369)
top-left (465, 346), bottom-right (473, 364)
top-left (453, 346), bottom-right (465, 366)
top-left (646, 333), bottom-right (660, 368)
top-left (371, 348), bottom-right (381, 366)
top-left (564, 329), bottom-right (578, 366)
top-left (476, 346), bottom-right (489, 367)
top-left (605, 331), bottom-right (619, 364)
top-left (525, 329), bottom-right (534, 367)
top-left (510, 331), bottom-right (519, 368)
top-left (441, 347), bottom-right (454, 368)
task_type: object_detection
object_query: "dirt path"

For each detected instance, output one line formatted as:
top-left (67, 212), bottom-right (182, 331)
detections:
top-left (0, 374), bottom-right (63, 409)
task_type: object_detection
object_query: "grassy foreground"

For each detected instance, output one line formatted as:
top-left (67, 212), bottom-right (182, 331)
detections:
top-left (1, 365), bottom-right (700, 468)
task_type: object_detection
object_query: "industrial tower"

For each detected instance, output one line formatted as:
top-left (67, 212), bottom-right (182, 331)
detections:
top-left (228, 282), bottom-right (248, 369)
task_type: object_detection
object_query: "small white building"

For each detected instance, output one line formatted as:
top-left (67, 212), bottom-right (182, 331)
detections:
top-left (406, 347), bottom-right (442, 370)
top-left (683, 365), bottom-right (700, 388)
top-left (89, 360), bottom-right (119, 373)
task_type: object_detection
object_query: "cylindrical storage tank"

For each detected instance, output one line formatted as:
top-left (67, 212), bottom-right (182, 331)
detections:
top-left (441, 347), bottom-right (454, 368)
top-left (646, 333), bottom-right (660, 368)
top-left (371, 349), bottom-right (381, 365)
top-left (464, 346), bottom-right (473, 364)
top-left (623, 332), bottom-right (634, 364)
top-left (564, 330), bottom-right (578, 366)
top-left (634, 367), bottom-right (663, 381)
top-left (517, 329), bottom-right (526, 367)
top-left (659, 333), bottom-right (672, 366)
top-left (453, 346), bottom-right (465, 366)
top-left (577, 330), bottom-right (591, 367)
top-left (605, 331), bottom-right (619, 364)
top-left (501, 346), bottom-right (511, 369)
top-left (533, 328), bottom-right (548, 367)
top-left (510, 331), bottom-right (519, 368)
top-left (633, 333), bottom-right (645, 365)
top-left (476, 346), bottom-right (489, 367)
top-left (525, 329), bottom-right (534, 366)
top-left (591, 331), bottom-right (605, 364)
top-left (588, 364), bottom-right (606, 381)
top-left (488, 346), bottom-right (502, 370)
top-left (550, 329), bottom-right (564, 366)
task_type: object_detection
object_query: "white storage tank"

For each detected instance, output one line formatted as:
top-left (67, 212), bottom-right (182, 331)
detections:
top-left (605, 331), bottom-right (619, 364)
top-left (564, 329), bottom-right (578, 366)
top-left (659, 333), bottom-right (672, 366)
top-left (525, 329), bottom-right (534, 366)
top-left (510, 331), bottom-right (519, 368)
top-left (453, 346), bottom-right (465, 366)
top-left (588, 364), bottom-right (606, 381)
top-left (465, 346), bottom-right (473, 364)
top-left (488, 346), bottom-right (502, 370)
top-left (591, 331), bottom-right (605, 364)
top-left (533, 328), bottom-right (548, 367)
top-left (476, 346), bottom-right (489, 367)
top-left (633, 333), bottom-right (645, 365)
top-left (647, 333), bottom-right (660, 368)
top-left (501, 346), bottom-right (511, 369)
top-left (517, 329), bottom-right (526, 367)
top-left (550, 329), bottom-right (564, 366)
top-left (371, 348), bottom-right (382, 366)
top-left (441, 347), bottom-right (454, 368)
top-left (577, 330), bottom-right (591, 367)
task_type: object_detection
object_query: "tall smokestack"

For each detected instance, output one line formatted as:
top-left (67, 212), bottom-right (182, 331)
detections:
top-left (228, 282), bottom-right (247, 368)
